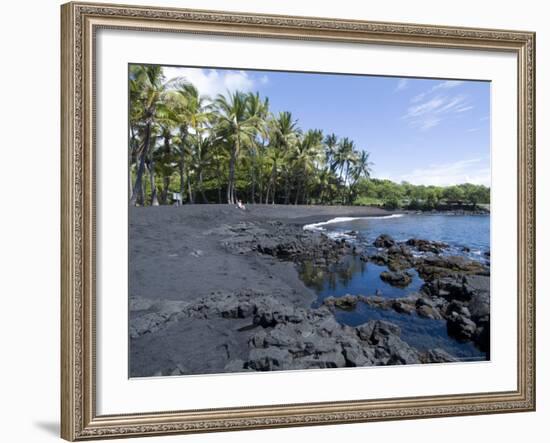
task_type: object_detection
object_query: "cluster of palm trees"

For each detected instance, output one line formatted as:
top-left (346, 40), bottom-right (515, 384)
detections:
top-left (129, 65), bottom-right (373, 206)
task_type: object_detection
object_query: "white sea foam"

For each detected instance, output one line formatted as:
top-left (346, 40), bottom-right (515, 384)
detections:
top-left (303, 213), bottom-right (404, 231)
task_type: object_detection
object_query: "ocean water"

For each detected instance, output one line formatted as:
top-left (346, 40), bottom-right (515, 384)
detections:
top-left (299, 213), bottom-right (490, 361)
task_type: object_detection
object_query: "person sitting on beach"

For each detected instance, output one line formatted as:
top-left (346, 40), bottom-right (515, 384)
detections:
top-left (236, 199), bottom-right (246, 210)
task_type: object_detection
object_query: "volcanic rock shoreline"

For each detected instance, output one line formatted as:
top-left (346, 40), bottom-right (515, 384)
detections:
top-left (129, 205), bottom-right (489, 377)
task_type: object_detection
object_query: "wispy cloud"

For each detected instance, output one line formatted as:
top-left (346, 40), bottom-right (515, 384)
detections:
top-left (394, 78), bottom-right (408, 92)
top-left (403, 94), bottom-right (471, 130)
top-left (380, 157), bottom-right (490, 186)
top-left (431, 80), bottom-right (464, 91)
top-left (411, 80), bottom-right (463, 103)
top-left (411, 92), bottom-right (427, 103)
top-left (403, 80), bottom-right (472, 130)
top-left (162, 67), bottom-right (261, 98)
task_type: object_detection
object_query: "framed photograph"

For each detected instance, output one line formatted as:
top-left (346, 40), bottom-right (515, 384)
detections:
top-left (61, 1), bottom-right (536, 440)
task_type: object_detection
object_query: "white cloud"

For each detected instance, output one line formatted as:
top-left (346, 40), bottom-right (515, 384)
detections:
top-left (162, 67), bottom-right (260, 98)
top-left (379, 158), bottom-right (490, 186)
top-left (406, 96), bottom-right (447, 118)
top-left (260, 75), bottom-right (270, 85)
top-left (394, 78), bottom-right (408, 92)
top-left (403, 80), bottom-right (473, 130)
top-left (403, 94), bottom-right (472, 131)
top-left (430, 80), bottom-right (464, 91)
top-left (411, 92), bottom-right (426, 103)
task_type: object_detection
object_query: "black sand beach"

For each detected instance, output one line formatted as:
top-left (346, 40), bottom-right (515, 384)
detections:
top-left (129, 204), bottom-right (490, 376)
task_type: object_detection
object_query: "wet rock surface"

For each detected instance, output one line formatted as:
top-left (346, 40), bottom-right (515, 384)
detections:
top-left (130, 290), bottom-right (454, 375)
top-left (129, 206), bottom-right (490, 376)
top-left (380, 270), bottom-right (413, 288)
top-left (334, 235), bottom-right (491, 354)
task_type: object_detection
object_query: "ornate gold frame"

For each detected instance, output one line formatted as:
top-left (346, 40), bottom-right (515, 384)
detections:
top-left (61, 1), bottom-right (536, 440)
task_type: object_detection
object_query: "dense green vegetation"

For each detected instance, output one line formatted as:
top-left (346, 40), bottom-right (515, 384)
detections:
top-left (353, 180), bottom-right (490, 210)
top-left (129, 65), bottom-right (490, 209)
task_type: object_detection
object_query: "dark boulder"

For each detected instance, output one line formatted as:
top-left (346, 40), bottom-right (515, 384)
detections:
top-left (392, 300), bottom-right (416, 314)
top-left (323, 294), bottom-right (360, 311)
top-left (380, 270), bottom-right (413, 288)
top-left (422, 276), bottom-right (468, 300)
top-left (473, 322), bottom-right (490, 353)
top-left (373, 234), bottom-right (396, 248)
top-left (422, 348), bottom-right (458, 363)
top-left (246, 348), bottom-right (292, 371)
top-left (406, 238), bottom-right (449, 253)
top-left (416, 304), bottom-right (443, 320)
top-left (464, 275), bottom-right (490, 320)
top-left (415, 255), bottom-right (489, 281)
top-left (447, 312), bottom-right (477, 341)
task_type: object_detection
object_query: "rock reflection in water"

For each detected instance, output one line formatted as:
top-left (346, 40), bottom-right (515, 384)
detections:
top-left (299, 255), bottom-right (424, 304)
top-left (298, 255), bottom-right (486, 362)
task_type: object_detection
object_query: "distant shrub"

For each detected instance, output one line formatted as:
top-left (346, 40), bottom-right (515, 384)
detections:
top-left (353, 196), bottom-right (383, 207)
top-left (383, 196), bottom-right (401, 210)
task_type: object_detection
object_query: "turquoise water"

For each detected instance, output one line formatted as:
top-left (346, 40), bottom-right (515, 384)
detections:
top-left (299, 214), bottom-right (490, 361)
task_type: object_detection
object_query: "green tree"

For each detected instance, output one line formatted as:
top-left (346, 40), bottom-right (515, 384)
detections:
top-left (214, 91), bottom-right (262, 204)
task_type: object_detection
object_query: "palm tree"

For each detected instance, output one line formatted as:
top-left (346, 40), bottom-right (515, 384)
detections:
top-left (333, 137), bottom-right (358, 203)
top-left (349, 150), bottom-right (373, 203)
top-left (210, 136), bottom-right (229, 203)
top-left (167, 83), bottom-right (211, 204)
top-left (352, 150), bottom-right (373, 183)
top-left (245, 92), bottom-right (269, 203)
top-left (214, 91), bottom-right (261, 204)
top-left (129, 65), bottom-right (185, 206)
top-left (264, 112), bottom-right (300, 204)
top-left (292, 129), bottom-right (324, 204)
top-left (155, 126), bottom-right (178, 204)
top-left (324, 133), bottom-right (339, 173)
top-left (129, 65), bottom-right (161, 205)
top-left (189, 132), bottom-right (214, 203)
top-left (316, 167), bottom-right (335, 204)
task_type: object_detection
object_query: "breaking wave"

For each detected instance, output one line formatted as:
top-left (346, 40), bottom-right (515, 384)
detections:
top-left (303, 213), bottom-right (405, 231)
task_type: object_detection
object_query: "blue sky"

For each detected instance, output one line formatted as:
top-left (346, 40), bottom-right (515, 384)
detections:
top-left (162, 65), bottom-right (490, 186)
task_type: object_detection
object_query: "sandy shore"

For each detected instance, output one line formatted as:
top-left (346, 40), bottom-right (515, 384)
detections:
top-left (129, 204), bottom-right (390, 303)
top-left (129, 204), bottom-right (389, 376)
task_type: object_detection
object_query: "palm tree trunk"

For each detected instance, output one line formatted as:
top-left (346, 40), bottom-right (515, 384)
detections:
top-left (129, 156), bottom-right (134, 202)
top-left (284, 171), bottom-right (291, 205)
top-left (344, 165), bottom-right (351, 204)
top-left (227, 138), bottom-right (239, 204)
top-left (198, 170), bottom-right (208, 203)
top-left (215, 157), bottom-right (223, 204)
top-left (161, 175), bottom-right (170, 204)
top-left (250, 168), bottom-right (256, 204)
top-left (227, 152), bottom-right (235, 204)
top-left (301, 166), bottom-right (308, 205)
top-left (130, 122), bottom-right (151, 206)
top-left (187, 172), bottom-right (194, 204)
top-left (258, 172), bottom-right (263, 205)
top-left (178, 129), bottom-right (188, 205)
top-left (129, 126), bottom-right (139, 202)
top-left (265, 162), bottom-right (276, 204)
top-left (130, 152), bottom-right (146, 206)
top-left (178, 161), bottom-right (185, 205)
top-left (148, 160), bottom-right (159, 206)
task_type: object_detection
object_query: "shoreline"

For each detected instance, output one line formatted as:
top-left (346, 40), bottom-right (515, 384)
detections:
top-left (129, 204), bottom-right (489, 376)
